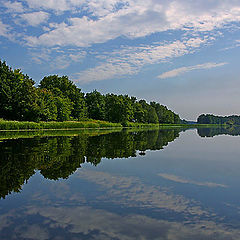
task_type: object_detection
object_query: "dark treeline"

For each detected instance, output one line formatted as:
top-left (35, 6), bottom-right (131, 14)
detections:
top-left (0, 60), bottom-right (180, 124)
top-left (197, 114), bottom-right (240, 125)
top-left (0, 129), bottom-right (180, 199)
top-left (197, 126), bottom-right (240, 137)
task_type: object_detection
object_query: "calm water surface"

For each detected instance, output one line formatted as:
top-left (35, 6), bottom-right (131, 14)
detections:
top-left (1, 127), bottom-right (240, 239)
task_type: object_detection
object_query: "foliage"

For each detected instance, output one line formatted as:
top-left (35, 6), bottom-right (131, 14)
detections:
top-left (105, 94), bottom-right (134, 123)
top-left (39, 75), bottom-right (87, 120)
top-left (0, 62), bottom-right (40, 121)
top-left (0, 60), bottom-right (181, 125)
top-left (150, 101), bottom-right (180, 124)
top-left (197, 125), bottom-right (240, 137)
top-left (85, 90), bottom-right (106, 120)
top-left (37, 89), bottom-right (58, 121)
top-left (139, 100), bottom-right (158, 123)
top-left (0, 128), bottom-right (180, 199)
top-left (197, 114), bottom-right (240, 125)
top-left (0, 119), bottom-right (122, 130)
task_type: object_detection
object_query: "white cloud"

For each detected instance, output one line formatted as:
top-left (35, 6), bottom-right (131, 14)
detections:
top-left (69, 51), bottom-right (87, 62)
top-left (158, 62), bottom-right (228, 79)
top-left (74, 36), bottom-right (211, 83)
top-left (220, 39), bottom-right (240, 51)
top-left (20, 11), bottom-right (49, 26)
top-left (3, 0), bottom-right (239, 82)
top-left (0, 20), bottom-right (11, 38)
top-left (3, 205), bottom-right (240, 240)
top-left (23, 0), bottom-right (240, 47)
top-left (74, 62), bottom-right (138, 83)
top-left (49, 55), bottom-right (71, 70)
top-left (24, 0), bottom-right (131, 16)
top-left (30, 48), bottom-right (86, 70)
top-left (30, 48), bottom-right (51, 64)
top-left (77, 170), bottom-right (208, 215)
top-left (25, 0), bottom-right (71, 12)
top-left (3, 1), bottom-right (25, 13)
top-left (158, 173), bottom-right (227, 188)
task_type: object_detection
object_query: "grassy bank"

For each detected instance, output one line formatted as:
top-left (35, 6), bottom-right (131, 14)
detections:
top-left (0, 128), bottom-right (125, 141)
top-left (0, 119), bottom-right (122, 130)
top-left (123, 122), bottom-right (220, 129)
top-left (0, 119), bottom-right (220, 131)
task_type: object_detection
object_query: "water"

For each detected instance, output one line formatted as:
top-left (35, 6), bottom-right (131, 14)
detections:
top-left (1, 127), bottom-right (240, 239)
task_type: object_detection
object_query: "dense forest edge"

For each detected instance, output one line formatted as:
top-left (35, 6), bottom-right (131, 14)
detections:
top-left (197, 114), bottom-right (240, 125)
top-left (0, 60), bottom-right (183, 129)
top-left (197, 125), bottom-right (240, 137)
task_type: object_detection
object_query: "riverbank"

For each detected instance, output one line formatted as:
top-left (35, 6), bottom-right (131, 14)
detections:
top-left (0, 119), bottom-right (219, 131)
top-left (0, 119), bottom-right (122, 130)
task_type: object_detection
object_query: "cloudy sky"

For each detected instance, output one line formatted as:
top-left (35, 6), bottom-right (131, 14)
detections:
top-left (1, 0), bottom-right (240, 120)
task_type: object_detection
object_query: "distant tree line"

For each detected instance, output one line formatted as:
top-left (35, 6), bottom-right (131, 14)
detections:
top-left (0, 60), bottom-right (180, 124)
top-left (197, 126), bottom-right (240, 137)
top-left (197, 114), bottom-right (240, 125)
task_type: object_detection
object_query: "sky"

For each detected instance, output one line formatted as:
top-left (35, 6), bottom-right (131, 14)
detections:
top-left (1, 0), bottom-right (240, 120)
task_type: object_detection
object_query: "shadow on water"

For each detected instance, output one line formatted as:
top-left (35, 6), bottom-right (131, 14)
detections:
top-left (197, 125), bottom-right (240, 137)
top-left (0, 128), bottom-right (180, 199)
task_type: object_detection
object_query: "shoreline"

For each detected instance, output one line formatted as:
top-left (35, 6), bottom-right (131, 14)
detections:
top-left (0, 119), bottom-right (221, 132)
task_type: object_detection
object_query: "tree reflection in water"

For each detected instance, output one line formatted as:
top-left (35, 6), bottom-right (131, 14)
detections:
top-left (0, 129), bottom-right (180, 199)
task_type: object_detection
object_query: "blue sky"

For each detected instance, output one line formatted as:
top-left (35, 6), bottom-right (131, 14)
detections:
top-left (1, 0), bottom-right (240, 120)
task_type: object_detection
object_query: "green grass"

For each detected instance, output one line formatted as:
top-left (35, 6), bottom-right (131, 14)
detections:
top-left (123, 122), bottom-right (160, 128)
top-left (0, 118), bottom-right (221, 131)
top-left (0, 119), bottom-right (223, 141)
top-left (0, 119), bottom-right (122, 130)
top-left (123, 122), bottom-right (220, 129)
top-left (0, 128), bottom-right (124, 141)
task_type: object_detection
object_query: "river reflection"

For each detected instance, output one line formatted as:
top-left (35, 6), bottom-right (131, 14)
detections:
top-left (197, 125), bottom-right (240, 137)
top-left (0, 129), bottom-right (179, 199)
top-left (1, 127), bottom-right (240, 239)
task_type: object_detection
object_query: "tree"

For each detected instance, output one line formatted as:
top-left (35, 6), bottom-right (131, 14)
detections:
top-left (54, 96), bottom-right (73, 121)
top-left (0, 61), bottom-right (41, 121)
top-left (39, 75), bottom-right (87, 120)
top-left (133, 102), bottom-right (145, 122)
top-left (139, 100), bottom-right (158, 123)
top-left (150, 101), bottom-right (179, 124)
top-left (147, 106), bottom-right (158, 123)
top-left (0, 60), bottom-right (183, 124)
top-left (85, 90), bottom-right (106, 120)
top-left (37, 89), bottom-right (58, 121)
top-left (13, 69), bottom-right (41, 121)
top-left (0, 60), bottom-right (16, 119)
top-left (197, 114), bottom-right (240, 125)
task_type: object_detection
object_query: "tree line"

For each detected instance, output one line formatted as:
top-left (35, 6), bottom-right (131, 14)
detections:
top-left (0, 60), bottom-right (181, 124)
top-left (0, 129), bottom-right (180, 199)
top-left (197, 114), bottom-right (240, 125)
top-left (197, 126), bottom-right (240, 137)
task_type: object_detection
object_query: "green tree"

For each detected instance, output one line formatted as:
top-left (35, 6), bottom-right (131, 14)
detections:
top-left (150, 101), bottom-right (177, 124)
top-left (0, 61), bottom-right (41, 121)
top-left (105, 94), bottom-right (134, 123)
top-left (54, 96), bottom-right (73, 121)
top-left (85, 90), bottom-right (106, 120)
top-left (133, 102), bottom-right (146, 122)
top-left (13, 69), bottom-right (42, 121)
top-left (139, 100), bottom-right (158, 123)
top-left (39, 75), bottom-right (87, 120)
top-left (0, 60), bottom-right (16, 119)
top-left (0, 60), bottom-right (183, 124)
top-left (37, 89), bottom-right (58, 121)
